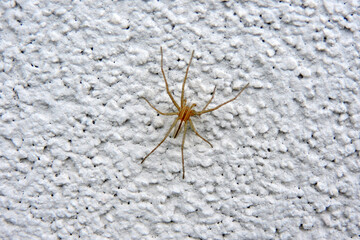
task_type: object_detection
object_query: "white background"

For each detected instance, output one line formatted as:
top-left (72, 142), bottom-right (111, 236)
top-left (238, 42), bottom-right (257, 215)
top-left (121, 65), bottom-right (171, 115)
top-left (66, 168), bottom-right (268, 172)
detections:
top-left (0, 0), bottom-right (359, 239)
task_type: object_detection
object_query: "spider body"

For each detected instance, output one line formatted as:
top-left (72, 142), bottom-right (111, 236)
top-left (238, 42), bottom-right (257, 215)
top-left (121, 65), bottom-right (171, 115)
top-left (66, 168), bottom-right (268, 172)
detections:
top-left (174, 102), bottom-right (196, 138)
top-left (141, 47), bottom-right (249, 179)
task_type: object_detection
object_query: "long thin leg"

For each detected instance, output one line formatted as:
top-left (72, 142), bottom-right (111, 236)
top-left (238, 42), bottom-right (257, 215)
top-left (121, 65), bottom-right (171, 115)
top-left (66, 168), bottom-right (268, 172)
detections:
top-left (181, 50), bottom-right (195, 108)
top-left (141, 97), bottom-right (178, 116)
top-left (200, 86), bottom-right (217, 112)
top-left (142, 117), bottom-right (179, 164)
top-left (173, 120), bottom-right (184, 139)
top-left (181, 121), bottom-right (189, 179)
top-left (189, 119), bottom-right (213, 148)
top-left (196, 83), bottom-right (249, 115)
top-left (160, 47), bottom-right (180, 111)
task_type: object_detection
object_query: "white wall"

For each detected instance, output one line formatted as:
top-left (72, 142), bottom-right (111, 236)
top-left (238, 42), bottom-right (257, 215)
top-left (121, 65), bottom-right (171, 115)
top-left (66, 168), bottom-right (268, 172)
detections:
top-left (0, 0), bottom-right (359, 239)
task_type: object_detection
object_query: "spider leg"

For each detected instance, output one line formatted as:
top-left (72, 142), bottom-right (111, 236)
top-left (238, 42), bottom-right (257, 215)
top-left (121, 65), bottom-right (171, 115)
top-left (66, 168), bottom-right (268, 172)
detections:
top-left (181, 121), bottom-right (189, 179)
top-left (160, 47), bottom-right (180, 111)
top-left (141, 97), bottom-right (178, 115)
top-left (189, 119), bottom-right (213, 148)
top-left (173, 120), bottom-right (184, 138)
top-left (142, 117), bottom-right (179, 164)
top-left (201, 86), bottom-right (217, 112)
top-left (196, 83), bottom-right (249, 115)
top-left (181, 50), bottom-right (195, 108)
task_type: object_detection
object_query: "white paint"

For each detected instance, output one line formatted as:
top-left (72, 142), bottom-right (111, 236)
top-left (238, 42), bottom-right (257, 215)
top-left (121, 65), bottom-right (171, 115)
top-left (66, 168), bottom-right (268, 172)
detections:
top-left (0, 0), bottom-right (359, 239)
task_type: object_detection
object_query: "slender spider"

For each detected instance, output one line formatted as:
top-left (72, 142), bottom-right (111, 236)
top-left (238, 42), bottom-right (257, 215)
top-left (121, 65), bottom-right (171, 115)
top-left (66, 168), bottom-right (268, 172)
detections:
top-left (141, 47), bottom-right (249, 179)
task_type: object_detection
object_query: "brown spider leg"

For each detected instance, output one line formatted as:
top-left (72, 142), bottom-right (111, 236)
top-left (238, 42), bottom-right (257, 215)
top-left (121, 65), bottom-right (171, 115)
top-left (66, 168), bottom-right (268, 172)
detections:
top-left (160, 47), bottom-right (180, 111)
top-left (173, 120), bottom-right (184, 138)
top-left (141, 97), bottom-right (178, 116)
top-left (201, 86), bottom-right (217, 112)
top-left (181, 121), bottom-right (189, 179)
top-left (189, 119), bottom-right (213, 148)
top-left (142, 117), bottom-right (179, 164)
top-left (180, 50), bottom-right (195, 108)
top-left (195, 83), bottom-right (249, 115)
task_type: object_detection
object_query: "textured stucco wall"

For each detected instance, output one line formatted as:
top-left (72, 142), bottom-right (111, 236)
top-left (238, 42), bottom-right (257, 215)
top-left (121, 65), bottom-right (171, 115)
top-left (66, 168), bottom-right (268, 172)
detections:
top-left (0, 0), bottom-right (359, 239)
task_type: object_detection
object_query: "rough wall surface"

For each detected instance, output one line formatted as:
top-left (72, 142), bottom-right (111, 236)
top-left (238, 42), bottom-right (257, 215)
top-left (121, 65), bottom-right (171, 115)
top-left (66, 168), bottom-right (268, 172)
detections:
top-left (0, 0), bottom-right (359, 239)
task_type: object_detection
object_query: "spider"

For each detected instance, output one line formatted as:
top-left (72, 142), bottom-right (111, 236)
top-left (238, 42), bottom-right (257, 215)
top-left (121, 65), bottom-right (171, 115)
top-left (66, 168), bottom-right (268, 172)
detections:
top-left (141, 47), bottom-right (249, 179)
